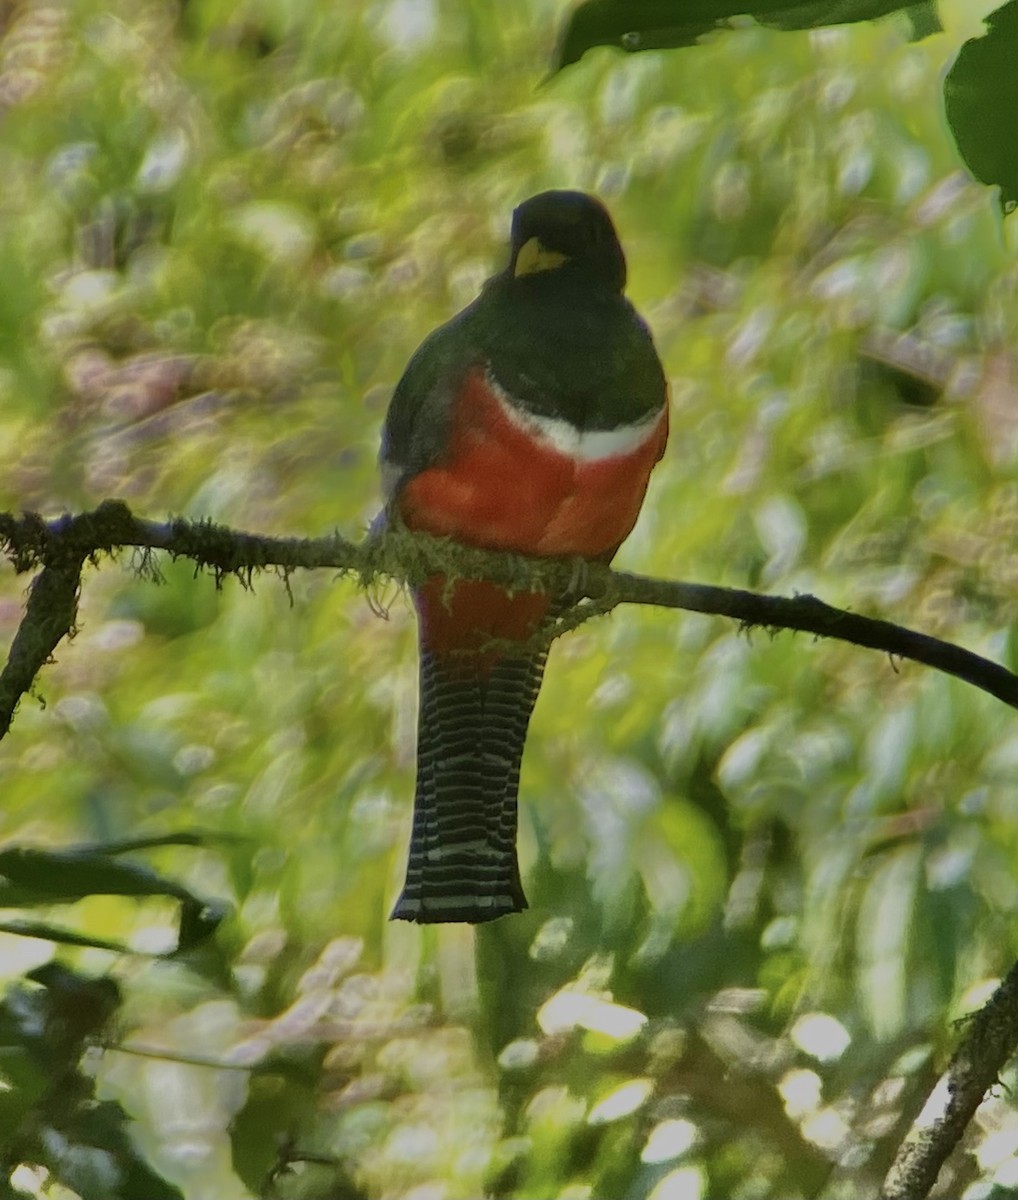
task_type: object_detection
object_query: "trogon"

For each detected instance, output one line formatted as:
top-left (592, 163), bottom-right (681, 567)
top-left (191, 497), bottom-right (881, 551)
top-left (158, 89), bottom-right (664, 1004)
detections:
top-left (379, 189), bottom-right (668, 924)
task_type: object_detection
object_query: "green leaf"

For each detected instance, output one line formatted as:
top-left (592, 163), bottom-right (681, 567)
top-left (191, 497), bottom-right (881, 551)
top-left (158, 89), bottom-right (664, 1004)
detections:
top-left (53, 1099), bottom-right (184, 1200)
top-left (26, 963), bottom-right (122, 1045)
top-left (555, 1), bottom-right (715, 70)
top-left (176, 896), bottom-right (229, 952)
top-left (757, 0), bottom-right (939, 32)
top-left (902, 0), bottom-right (941, 38)
top-left (553, 0), bottom-right (940, 70)
top-left (0, 1045), bottom-right (47, 1128)
top-left (0, 845), bottom-right (197, 905)
top-left (0, 920), bottom-right (148, 956)
top-left (0, 905), bottom-right (229, 959)
top-left (944, 0), bottom-right (1018, 211)
top-left (230, 1070), bottom-right (320, 1194)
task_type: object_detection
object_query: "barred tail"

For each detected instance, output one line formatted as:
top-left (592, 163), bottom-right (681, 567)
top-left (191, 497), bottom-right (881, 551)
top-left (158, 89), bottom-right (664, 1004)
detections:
top-left (391, 588), bottom-right (551, 924)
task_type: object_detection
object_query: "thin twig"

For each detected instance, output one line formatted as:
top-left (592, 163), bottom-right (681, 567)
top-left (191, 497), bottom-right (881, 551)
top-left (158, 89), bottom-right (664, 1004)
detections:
top-left (98, 1040), bottom-right (258, 1071)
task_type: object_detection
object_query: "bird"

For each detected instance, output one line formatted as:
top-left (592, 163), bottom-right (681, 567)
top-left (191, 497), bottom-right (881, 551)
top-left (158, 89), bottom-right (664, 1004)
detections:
top-left (379, 189), bottom-right (668, 923)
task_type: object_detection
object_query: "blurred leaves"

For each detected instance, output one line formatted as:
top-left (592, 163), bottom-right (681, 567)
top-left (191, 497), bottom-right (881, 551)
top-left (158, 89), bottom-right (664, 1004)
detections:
top-left (555, 0), bottom-right (1018, 215)
top-left (0, 837), bottom-right (228, 956)
top-left (1, 0), bottom-right (1018, 1197)
top-left (0, 964), bottom-right (182, 1200)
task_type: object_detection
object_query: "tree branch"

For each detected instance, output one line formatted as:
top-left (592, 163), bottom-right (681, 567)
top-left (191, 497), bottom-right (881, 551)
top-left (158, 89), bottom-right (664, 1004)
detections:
top-left (880, 960), bottom-right (1018, 1200)
top-left (3, 499), bottom-right (1018, 741)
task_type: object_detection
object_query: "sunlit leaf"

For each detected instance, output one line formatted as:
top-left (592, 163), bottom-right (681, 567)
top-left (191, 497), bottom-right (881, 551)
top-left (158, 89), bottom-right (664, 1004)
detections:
top-left (856, 846), bottom-right (922, 1040)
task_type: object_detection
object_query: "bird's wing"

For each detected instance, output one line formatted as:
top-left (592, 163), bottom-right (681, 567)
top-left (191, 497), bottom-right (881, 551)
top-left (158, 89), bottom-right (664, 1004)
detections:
top-left (379, 306), bottom-right (483, 508)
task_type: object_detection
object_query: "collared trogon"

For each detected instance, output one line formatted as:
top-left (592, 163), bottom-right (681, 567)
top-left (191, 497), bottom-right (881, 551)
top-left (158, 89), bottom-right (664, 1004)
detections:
top-left (380, 190), bottom-right (668, 923)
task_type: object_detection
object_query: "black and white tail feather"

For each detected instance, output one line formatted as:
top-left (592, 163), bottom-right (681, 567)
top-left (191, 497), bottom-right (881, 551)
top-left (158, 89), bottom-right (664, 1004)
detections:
top-left (390, 612), bottom-right (553, 923)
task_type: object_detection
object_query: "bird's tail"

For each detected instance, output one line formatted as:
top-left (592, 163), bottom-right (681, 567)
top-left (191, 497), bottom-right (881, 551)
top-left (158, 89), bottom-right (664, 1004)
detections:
top-left (391, 580), bottom-right (552, 924)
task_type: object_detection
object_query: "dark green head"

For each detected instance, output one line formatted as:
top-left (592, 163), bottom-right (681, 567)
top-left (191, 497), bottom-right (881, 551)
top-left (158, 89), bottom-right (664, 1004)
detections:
top-left (508, 190), bottom-right (627, 294)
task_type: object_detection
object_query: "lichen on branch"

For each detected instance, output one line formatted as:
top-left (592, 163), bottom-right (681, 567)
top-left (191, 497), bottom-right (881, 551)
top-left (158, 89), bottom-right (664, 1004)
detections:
top-left (4, 500), bottom-right (1018, 741)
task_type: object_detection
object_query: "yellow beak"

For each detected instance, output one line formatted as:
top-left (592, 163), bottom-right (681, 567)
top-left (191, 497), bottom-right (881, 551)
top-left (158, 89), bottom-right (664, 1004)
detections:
top-left (514, 237), bottom-right (570, 277)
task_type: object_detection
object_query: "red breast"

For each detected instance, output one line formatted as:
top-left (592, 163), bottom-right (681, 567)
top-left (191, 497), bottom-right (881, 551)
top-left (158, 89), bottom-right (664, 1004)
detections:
top-left (398, 368), bottom-right (668, 559)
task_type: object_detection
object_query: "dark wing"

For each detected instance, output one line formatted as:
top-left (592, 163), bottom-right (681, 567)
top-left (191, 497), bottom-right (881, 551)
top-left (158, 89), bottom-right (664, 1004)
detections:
top-left (379, 301), bottom-right (484, 509)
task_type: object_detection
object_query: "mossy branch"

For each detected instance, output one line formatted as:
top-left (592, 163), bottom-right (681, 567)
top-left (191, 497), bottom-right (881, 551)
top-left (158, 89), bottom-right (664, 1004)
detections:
top-left (3, 499), bottom-right (1018, 741)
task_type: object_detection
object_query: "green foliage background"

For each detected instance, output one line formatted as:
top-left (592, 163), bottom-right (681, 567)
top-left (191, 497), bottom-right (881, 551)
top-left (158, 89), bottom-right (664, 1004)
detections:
top-left (1, 0), bottom-right (1017, 1197)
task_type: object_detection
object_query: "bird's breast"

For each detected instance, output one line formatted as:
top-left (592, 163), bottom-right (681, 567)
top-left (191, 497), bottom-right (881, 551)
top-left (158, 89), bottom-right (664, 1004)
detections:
top-left (399, 368), bottom-right (667, 558)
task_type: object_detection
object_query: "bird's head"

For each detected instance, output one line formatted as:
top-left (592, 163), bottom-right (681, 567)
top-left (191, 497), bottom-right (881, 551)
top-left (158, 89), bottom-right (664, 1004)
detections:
top-left (508, 190), bottom-right (627, 293)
